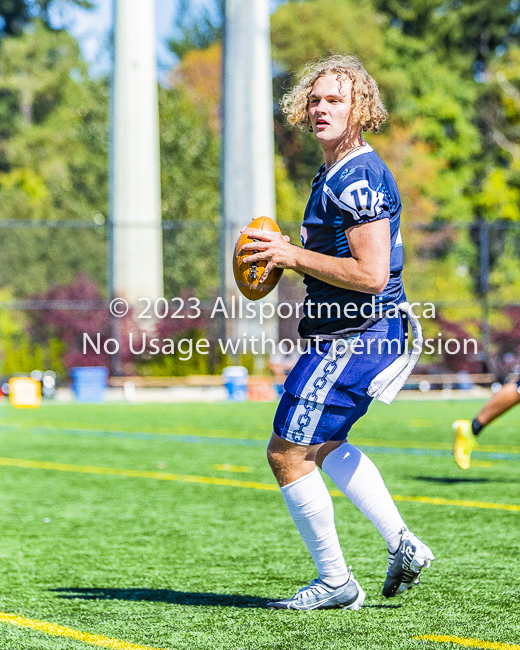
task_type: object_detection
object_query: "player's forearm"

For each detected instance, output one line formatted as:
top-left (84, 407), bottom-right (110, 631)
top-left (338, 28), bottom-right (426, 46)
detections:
top-left (290, 248), bottom-right (389, 294)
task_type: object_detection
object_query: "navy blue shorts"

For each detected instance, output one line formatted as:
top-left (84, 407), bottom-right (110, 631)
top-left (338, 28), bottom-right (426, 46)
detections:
top-left (273, 314), bottom-right (405, 446)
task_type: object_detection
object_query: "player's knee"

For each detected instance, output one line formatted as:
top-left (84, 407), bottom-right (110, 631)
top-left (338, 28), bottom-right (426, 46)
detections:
top-left (315, 440), bottom-right (347, 468)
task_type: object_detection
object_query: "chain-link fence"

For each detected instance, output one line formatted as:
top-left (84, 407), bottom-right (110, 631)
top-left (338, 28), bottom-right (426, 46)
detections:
top-left (2, 218), bottom-right (520, 379)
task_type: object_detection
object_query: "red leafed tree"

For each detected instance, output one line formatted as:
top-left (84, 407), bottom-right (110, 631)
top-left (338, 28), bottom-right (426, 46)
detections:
top-left (433, 313), bottom-right (483, 373)
top-left (27, 274), bottom-right (208, 373)
top-left (435, 307), bottom-right (520, 377)
top-left (28, 274), bottom-right (113, 369)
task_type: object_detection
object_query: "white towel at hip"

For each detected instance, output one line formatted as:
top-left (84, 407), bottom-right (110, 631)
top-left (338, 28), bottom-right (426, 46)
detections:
top-left (367, 301), bottom-right (423, 405)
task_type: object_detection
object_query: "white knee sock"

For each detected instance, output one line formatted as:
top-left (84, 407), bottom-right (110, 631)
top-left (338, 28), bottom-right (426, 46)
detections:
top-left (322, 443), bottom-right (406, 553)
top-left (280, 468), bottom-right (350, 588)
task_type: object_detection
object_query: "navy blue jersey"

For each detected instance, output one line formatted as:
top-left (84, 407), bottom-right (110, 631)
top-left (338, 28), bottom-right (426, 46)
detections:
top-left (298, 143), bottom-right (406, 338)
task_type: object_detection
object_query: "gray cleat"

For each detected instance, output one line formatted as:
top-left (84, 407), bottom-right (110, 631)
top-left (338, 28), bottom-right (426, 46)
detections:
top-left (267, 572), bottom-right (365, 611)
top-left (383, 529), bottom-right (435, 598)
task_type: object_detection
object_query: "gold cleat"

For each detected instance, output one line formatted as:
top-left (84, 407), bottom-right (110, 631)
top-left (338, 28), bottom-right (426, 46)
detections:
top-left (452, 419), bottom-right (476, 470)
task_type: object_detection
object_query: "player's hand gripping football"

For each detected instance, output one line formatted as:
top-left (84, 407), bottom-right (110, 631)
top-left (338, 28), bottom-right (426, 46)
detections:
top-left (241, 228), bottom-right (296, 283)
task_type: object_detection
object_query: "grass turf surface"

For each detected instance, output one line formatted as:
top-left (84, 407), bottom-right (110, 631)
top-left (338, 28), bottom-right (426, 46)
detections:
top-left (0, 398), bottom-right (518, 649)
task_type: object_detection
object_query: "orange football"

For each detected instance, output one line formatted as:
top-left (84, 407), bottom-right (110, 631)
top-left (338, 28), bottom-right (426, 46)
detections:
top-left (233, 216), bottom-right (284, 301)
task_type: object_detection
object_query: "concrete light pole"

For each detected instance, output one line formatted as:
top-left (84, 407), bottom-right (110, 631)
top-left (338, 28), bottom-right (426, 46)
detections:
top-left (221, 0), bottom-right (277, 348)
top-left (109, 0), bottom-right (163, 307)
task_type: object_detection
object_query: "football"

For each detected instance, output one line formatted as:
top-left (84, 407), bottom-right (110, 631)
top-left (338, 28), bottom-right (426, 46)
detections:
top-left (233, 216), bottom-right (284, 301)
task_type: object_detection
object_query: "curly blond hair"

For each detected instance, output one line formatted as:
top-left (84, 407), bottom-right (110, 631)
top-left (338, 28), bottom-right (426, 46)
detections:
top-left (281, 55), bottom-right (387, 133)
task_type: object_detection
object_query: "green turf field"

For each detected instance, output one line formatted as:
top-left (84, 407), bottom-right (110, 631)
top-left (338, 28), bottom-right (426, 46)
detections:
top-left (0, 397), bottom-right (518, 650)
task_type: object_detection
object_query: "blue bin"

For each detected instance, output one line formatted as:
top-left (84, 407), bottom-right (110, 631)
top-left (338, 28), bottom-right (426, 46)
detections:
top-left (222, 366), bottom-right (248, 401)
top-left (70, 366), bottom-right (108, 403)
top-left (456, 371), bottom-right (474, 390)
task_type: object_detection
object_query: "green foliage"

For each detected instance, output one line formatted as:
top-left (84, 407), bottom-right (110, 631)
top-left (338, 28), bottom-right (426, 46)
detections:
top-left (0, 21), bottom-right (109, 298)
top-left (268, 0), bottom-right (520, 341)
top-left (372, 0), bottom-right (520, 71)
top-left (0, 0), bottom-right (92, 36)
top-left (159, 85), bottom-right (220, 299)
top-left (0, 0), bottom-right (519, 372)
top-left (0, 290), bottom-right (66, 377)
top-left (0, 21), bottom-right (109, 220)
top-left (271, 0), bottom-right (384, 73)
top-left (135, 330), bottom-right (213, 377)
top-left (274, 154), bottom-right (307, 224)
top-left (477, 46), bottom-right (520, 222)
top-left (271, 0), bottom-right (386, 184)
top-left (0, 228), bottom-right (107, 298)
top-left (271, 0), bottom-right (480, 222)
top-left (1, 334), bottom-right (66, 376)
top-left (168, 0), bottom-right (223, 60)
top-left (0, 20), bottom-right (227, 301)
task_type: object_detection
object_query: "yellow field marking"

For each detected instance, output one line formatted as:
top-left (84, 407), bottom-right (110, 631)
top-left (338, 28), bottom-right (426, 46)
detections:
top-left (2, 456), bottom-right (520, 511)
top-left (212, 464), bottom-right (251, 473)
top-left (0, 457), bottom-right (279, 492)
top-left (350, 437), bottom-right (520, 455)
top-left (389, 494), bottom-right (520, 512)
top-left (471, 461), bottom-right (495, 468)
top-left (351, 437), bottom-right (454, 451)
top-left (0, 611), bottom-right (167, 650)
top-left (414, 633), bottom-right (520, 649)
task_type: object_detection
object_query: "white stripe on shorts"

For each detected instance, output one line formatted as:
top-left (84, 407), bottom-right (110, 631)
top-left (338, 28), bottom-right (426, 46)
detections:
top-left (286, 338), bottom-right (358, 445)
top-left (300, 337), bottom-right (358, 402)
top-left (287, 402), bottom-right (326, 445)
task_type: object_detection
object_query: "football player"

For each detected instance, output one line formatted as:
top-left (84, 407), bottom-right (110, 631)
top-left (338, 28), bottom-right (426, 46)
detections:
top-left (453, 379), bottom-right (520, 469)
top-left (241, 55), bottom-right (434, 610)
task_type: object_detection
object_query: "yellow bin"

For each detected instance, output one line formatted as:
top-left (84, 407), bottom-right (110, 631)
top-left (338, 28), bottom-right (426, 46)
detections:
top-left (9, 377), bottom-right (41, 408)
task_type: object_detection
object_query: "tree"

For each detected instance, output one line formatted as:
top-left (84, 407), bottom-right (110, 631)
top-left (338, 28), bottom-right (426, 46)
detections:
top-left (372, 0), bottom-right (520, 73)
top-left (271, 0), bottom-right (386, 184)
top-left (0, 288), bottom-right (66, 376)
top-left (0, 0), bottom-right (92, 37)
top-left (24, 273), bottom-right (210, 376)
top-left (0, 21), bottom-right (109, 297)
top-left (159, 84), bottom-right (220, 299)
top-left (168, 0), bottom-right (223, 61)
top-left (271, 0), bottom-right (480, 210)
top-left (162, 0), bottom-right (484, 324)
top-left (477, 46), bottom-right (520, 224)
